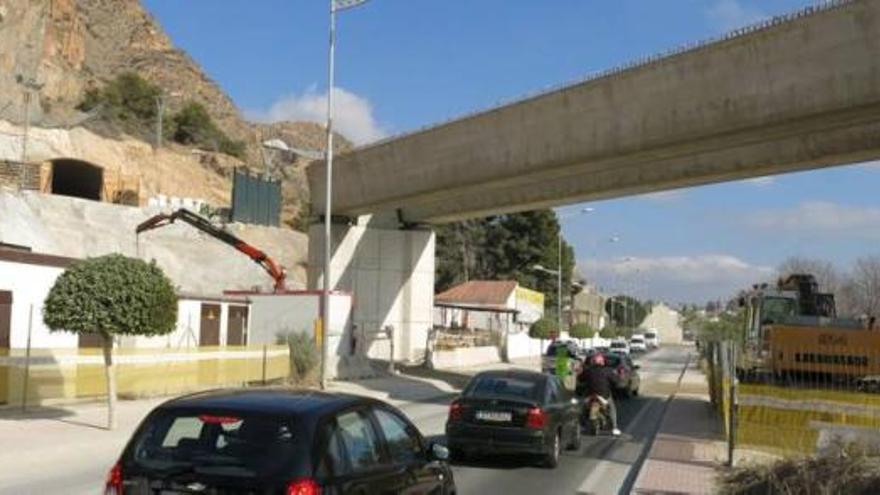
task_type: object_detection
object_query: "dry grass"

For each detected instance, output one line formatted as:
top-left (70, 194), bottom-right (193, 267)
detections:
top-left (719, 450), bottom-right (880, 495)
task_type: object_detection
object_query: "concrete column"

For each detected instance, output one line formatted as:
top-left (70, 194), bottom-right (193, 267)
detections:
top-left (308, 213), bottom-right (435, 369)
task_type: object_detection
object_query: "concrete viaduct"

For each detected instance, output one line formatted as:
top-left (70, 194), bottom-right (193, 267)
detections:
top-left (307, 0), bottom-right (880, 366)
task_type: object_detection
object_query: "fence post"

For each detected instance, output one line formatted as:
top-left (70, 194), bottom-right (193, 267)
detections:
top-left (727, 342), bottom-right (737, 467)
top-left (385, 325), bottom-right (395, 374)
top-left (21, 304), bottom-right (34, 412)
top-left (261, 344), bottom-right (268, 385)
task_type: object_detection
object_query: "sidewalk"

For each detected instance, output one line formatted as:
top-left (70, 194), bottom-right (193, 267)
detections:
top-left (632, 358), bottom-right (727, 495)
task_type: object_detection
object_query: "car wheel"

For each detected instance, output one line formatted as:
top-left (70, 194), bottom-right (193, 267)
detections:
top-left (567, 421), bottom-right (582, 450)
top-left (621, 385), bottom-right (632, 399)
top-left (632, 386), bottom-right (639, 397)
top-left (543, 430), bottom-right (561, 468)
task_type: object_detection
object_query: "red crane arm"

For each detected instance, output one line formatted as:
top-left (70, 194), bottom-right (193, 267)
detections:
top-left (136, 209), bottom-right (287, 291)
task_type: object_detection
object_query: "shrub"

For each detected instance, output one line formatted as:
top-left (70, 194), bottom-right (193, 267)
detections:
top-left (569, 323), bottom-right (594, 339)
top-left (719, 452), bottom-right (880, 495)
top-left (279, 331), bottom-right (319, 381)
top-left (78, 73), bottom-right (161, 128)
top-left (170, 101), bottom-right (245, 158)
top-left (529, 318), bottom-right (556, 340)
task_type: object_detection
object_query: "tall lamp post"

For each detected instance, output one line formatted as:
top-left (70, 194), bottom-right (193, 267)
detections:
top-left (532, 207), bottom-right (595, 336)
top-left (321, 0), bottom-right (370, 389)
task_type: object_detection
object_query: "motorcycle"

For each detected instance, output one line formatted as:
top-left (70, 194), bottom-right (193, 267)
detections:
top-left (582, 394), bottom-right (611, 435)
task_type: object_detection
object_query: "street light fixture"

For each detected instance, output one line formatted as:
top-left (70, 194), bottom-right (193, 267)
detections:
top-left (320, 0), bottom-right (370, 390)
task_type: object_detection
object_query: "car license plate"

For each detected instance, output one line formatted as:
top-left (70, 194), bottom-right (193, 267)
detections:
top-left (476, 410), bottom-right (512, 422)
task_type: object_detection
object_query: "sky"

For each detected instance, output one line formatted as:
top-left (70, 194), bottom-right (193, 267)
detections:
top-left (141, 0), bottom-right (880, 304)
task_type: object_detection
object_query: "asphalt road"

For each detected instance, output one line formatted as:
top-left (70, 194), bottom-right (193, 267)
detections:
top-left (410, 345), bottom-right (692, 495)
top-left (0, 346), bottom-right (691, 495)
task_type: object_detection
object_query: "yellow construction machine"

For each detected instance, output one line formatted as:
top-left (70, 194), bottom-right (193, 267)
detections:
top-left (738, 274), bottom-right (880, 388)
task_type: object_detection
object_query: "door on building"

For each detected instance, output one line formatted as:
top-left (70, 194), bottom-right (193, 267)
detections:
top-left (226, 305), bottom-right (249, 346)
top-left (0, 291), bottom-right (10, 350)
top-left (199, 303), bottom-right (221, 346)
top-left (0, 291), bottom-right (11, 405)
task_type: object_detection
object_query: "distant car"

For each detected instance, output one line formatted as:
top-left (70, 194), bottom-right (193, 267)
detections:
top-left (446, 370), bottom-right (582, 468)
top-left (644, 330), bottom-right (660, 349)
top-left (104, 389), bottom-right (455, 495)
top-left (604, 352), bottom-right (641, 398)
top-left (609, 339), bottom-right (630, 356)
top-left (541, 340), bottom-right (583, 375)
top-left (629, 336), bottom-right (647, 353)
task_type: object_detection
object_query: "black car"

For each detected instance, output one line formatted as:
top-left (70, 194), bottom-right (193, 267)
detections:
top-left (104, 389), bottom-right (455, 495)
top-left (604, 352), bottom-right (641, 398)
top-left (445, 370), bottom-right (581, 468)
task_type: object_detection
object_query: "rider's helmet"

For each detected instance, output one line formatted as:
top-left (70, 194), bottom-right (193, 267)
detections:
top-left (590, 352), bottom-right (606, 367)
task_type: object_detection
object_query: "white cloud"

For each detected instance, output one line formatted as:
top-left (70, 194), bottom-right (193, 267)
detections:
top-left (579, 254), bottom-right (772, 303)
top-left (749, 201), bottom-right (880, 237)
top-left (251, 86), bottom-right (388, 145)
top-left (745, 176), bottom-right (775, 187)
top-left (707, 0), bottom-right (767, 32)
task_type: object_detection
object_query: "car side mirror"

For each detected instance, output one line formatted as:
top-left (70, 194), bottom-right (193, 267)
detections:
top-left (429, 443), bottom-right (450, 461)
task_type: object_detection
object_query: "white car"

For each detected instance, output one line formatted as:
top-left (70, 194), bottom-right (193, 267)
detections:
top-left (609, 339), bottom-right (630, 355)
top-left (645, 330), bottom-right (660, 349)
top-left (629, 335), bottom-right (647, 353)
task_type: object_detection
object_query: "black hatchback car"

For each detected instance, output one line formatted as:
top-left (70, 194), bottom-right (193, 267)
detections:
top-left (104, 389), bottom-right (456, 495)
top-left (445, 370), bottom-right (581, 468)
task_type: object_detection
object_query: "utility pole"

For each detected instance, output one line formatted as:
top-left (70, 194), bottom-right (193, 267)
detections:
top-left (155, 94), bottom-right (166, 149)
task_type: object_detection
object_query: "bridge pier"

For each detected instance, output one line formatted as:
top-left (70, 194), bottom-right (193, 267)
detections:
top-left (308, 213), bottom-right (435, 374)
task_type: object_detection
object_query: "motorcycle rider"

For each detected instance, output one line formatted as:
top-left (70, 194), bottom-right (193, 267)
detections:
top-left (576, 352), bottom-right (622, 436)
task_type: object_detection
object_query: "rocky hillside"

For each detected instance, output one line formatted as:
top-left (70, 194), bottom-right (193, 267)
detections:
top-left (0, 0), bottom-right (351, 228)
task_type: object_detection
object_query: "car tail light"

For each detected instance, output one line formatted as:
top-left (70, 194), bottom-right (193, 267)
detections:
top-left (287, 477), bottom-right (321, 495)
top-left (198, 414), bottom-right (241, 424)
top-left (448, 400), bottom-right (463, 422)
top-left (104, 462), bottom-right (123, 495)
top-left (526, 407), bottom-right (546, 429)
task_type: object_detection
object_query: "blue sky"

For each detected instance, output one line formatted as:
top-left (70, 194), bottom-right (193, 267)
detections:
top-left (142, 0), bottom-right (880, 303)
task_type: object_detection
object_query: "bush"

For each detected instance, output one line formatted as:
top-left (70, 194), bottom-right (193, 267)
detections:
top-left (78, 73), bottom-right (161, 128)
top-left (279, 331), bottom-right (319, 382)
top-left (569, 323), bottom-right (594, 339)
top-left (529, 318), bottom-right (556, 340)
top-left (719, 452), bottom-right (880, 495)
top-left (170, 101), bottom-right (245, 158)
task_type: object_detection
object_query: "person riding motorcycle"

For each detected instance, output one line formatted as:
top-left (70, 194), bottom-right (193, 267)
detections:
top-left (575, 352), bottom-right (622, 436)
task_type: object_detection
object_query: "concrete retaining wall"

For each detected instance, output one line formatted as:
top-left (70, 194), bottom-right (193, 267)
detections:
top-left (431, 346), bottom-right (501, 370)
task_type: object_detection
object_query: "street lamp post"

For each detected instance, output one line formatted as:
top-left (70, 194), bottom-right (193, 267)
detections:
top-left (321, 0), bottom-right (369, 389)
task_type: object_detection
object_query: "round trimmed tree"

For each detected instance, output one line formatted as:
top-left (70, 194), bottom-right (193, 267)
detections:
top-left (529, 318), bottom-right (556, 340)
top-left (569, 323), bottom-right (594, 340)
top-left (44, 254), bottom-right (177, 429)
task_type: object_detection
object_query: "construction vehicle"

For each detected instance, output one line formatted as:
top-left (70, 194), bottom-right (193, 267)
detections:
top-left (136, 208), bottom-right (287, 292)
top-left (738, 273), bottom-right (880, 385)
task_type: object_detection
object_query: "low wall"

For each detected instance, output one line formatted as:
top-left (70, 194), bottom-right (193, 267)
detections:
top-left (431, 346), bottom-right (501, 369)
top-left (0, 345), bottom-right (289, 407)
top-left (506, 331), bottom-right (543, 360)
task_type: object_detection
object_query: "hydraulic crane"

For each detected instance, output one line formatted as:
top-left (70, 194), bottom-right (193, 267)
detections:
top-left (136, 208), bottom-right (287, 292)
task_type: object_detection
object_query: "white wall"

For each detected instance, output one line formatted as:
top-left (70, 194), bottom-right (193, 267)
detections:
top-left (506, 329), bottom-right (544, 360)
top-left (643, 303), bottom-right (683, 344)
top-left (0, 259), bottom-right (77, 349)
top-left (249, 294), bottom-right (320, 344)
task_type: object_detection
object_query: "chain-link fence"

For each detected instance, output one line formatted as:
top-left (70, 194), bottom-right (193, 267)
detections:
top-left (703, 339), bottom-right (880, 457)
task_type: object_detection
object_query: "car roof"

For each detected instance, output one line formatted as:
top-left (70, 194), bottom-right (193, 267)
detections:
top-left (158, 388), bottom-right (372, 417)
top-left (472, 369), bottom-right (548, 382)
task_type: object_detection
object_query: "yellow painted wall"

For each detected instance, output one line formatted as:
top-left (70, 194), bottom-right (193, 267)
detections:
top-left (0, 346), bottom-right (290, 407)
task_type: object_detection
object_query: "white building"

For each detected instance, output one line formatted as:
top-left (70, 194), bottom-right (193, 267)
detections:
top-left (642, 302), bottom-right (683, 344)
top-left (434, 280), bottom-right (546, 362)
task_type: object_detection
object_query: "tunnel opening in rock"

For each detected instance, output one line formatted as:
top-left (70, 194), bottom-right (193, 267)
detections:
top-left (51, 159), bottom-right (103, 200)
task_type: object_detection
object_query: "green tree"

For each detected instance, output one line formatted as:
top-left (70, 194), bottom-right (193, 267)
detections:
top-left (569, 323), bottom-right (594, 340)
top-left (169, 101), bottom-right (245, 158)
top-left (605, 295), bottom-right (648, 328)
top-left (529, 318), bottom-right (556, 340)
top-left (78, 72), bottom-right (162, 134)
top-left (43, 255), bottom-right (177, 429)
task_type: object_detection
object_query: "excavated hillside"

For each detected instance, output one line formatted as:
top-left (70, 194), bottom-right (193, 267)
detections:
top-left (0, 0), bottom-right (351, 228)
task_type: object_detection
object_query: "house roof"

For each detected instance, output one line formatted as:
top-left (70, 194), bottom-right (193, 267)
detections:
top-left (435, 280), bottom-right (518, 306)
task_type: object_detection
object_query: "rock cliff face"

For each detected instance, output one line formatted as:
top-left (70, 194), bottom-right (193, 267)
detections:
top-left (0, 0), bottom-right (351, 228)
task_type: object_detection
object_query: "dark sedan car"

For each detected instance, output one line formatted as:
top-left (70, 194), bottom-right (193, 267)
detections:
top-left (445, 370), bottom-right (581, 468)
top-left (605, 352), bottom-right (641, 398)
top-left (104, 389), bottom-right (455, 495)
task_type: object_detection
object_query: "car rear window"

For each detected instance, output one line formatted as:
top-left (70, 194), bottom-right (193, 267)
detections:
top-left (611, 342), bottom-right (626, 348)
top-left (631, 337), bottom-right (644, 343)
top-left (645, 332), bottom-right (656, 338)
top-left (466, 375), bottom-right (541, 400)
top-left (604, 354), bottom-right (622, 367)
top-left (129, 410), bottom-right (299, 478)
